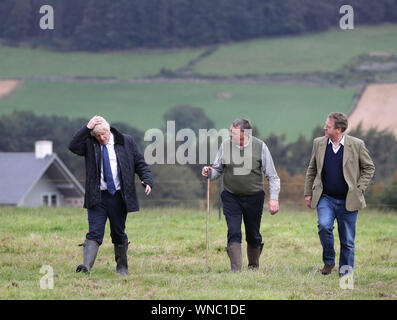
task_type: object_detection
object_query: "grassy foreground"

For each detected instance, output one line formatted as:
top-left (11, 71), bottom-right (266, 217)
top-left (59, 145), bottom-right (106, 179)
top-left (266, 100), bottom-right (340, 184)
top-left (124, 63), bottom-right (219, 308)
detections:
top-left (0, 206), bottom-right (396, 300)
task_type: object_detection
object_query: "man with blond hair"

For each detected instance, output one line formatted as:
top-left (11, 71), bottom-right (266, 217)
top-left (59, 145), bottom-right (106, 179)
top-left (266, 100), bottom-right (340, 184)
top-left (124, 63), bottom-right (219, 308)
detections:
top-left (69, 115), bottom-right (153, 275)
top-left (304, 112), bottom-right (375, 277)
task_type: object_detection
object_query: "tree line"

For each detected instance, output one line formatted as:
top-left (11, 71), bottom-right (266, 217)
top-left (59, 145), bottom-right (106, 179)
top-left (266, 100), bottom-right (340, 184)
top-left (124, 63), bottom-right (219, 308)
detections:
top-left (1, 0), bottom-right (397, 51)
top-left (1, 109), bottom-right (397, 210)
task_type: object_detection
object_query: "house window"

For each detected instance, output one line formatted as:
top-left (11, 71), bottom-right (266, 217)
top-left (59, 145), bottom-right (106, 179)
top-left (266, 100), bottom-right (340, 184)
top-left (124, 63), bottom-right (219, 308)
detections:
top-left (42, 194), bottom-right (57, 207)
top-left (43, 195), bottom-right (49, 206)
top-left (51, 194), bottom-right (57, 207)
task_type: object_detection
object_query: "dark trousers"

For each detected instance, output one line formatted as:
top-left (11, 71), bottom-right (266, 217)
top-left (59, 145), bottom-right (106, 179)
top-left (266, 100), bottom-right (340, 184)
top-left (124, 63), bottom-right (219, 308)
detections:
top-left (86, 190), bottom-right (128, 245)
top-left (221, 189), bottom-right (265, 247)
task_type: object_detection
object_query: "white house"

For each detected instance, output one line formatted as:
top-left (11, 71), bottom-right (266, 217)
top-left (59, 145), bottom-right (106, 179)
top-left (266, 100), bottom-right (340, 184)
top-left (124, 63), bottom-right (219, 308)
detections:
top-left (0, 140), bottom-right (84, 207)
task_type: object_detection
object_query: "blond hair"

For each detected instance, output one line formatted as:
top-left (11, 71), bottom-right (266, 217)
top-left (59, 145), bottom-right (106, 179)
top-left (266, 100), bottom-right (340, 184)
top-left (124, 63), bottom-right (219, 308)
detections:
top-left (90, 117), bottom-right (110, 136)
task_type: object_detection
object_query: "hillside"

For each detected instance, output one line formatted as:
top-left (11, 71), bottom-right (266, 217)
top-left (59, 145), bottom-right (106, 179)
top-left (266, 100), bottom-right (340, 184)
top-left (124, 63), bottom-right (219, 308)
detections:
top-left (0, 46), bottom-right (203, 79)
top-left (0, 81), bottom-right (355, 142)
top-left (193, 24), bottom-right (397, 76)
top-left (1, 24), bottom-right (397, 141)
top-left (1, 24), bottom-right (397, 80)
top-left (348, 83), bottom-right (397, 137)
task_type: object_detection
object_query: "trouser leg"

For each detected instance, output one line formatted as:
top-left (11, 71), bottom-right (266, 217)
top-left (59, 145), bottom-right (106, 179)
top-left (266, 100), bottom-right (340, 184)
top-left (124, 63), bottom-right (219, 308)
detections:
top-left (221, 190), bottom-right (243, 244)
top-left (317, 195), bottom-right (336, 266)
top-left (336, 204), bottom-right (358, 276)
top-left (104, 191), bottom-right (129, 275)
top-left (241, 191), bottom-right (265, 268)
top-left (106, 191), bottom-right (128, 245)
top-left (86, 201), bottom-right (107, 245)
top-left (76, 201), bottom-right (107, 274)
top-left (221, 190), bottom-right (243, 272)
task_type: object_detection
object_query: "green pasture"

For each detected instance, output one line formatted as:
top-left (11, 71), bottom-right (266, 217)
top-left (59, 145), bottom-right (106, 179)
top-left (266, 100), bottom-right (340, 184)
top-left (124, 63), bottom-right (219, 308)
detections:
top-left (0, 81), bottom-right (355, 141)
top-left (0, 207), bottom-right (395, 299)
top-left (0, 45), bottom-right (203, 79)
top-left (193, 24), bottom-right (397, 76)
top-left (1, 24), bottom-right (396, 80)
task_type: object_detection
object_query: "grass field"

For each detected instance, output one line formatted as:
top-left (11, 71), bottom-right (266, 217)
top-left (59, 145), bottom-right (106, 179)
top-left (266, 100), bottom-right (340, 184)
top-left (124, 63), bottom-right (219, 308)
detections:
top-left (1, 24), bottom-right (396, 80)
top-left (0, 81), bottom-right (355, 141)
top-left (0, 206), bottom-right (396, 300)
top-left (0, 45), bottom-right (203, 79)
top-left (194, 24), bottom-right (397, 76)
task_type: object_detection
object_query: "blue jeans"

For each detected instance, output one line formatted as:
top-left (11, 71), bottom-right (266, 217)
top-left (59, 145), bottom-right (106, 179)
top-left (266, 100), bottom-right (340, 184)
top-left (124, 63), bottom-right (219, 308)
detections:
top-left (317, 194), bottom-right (358, 275)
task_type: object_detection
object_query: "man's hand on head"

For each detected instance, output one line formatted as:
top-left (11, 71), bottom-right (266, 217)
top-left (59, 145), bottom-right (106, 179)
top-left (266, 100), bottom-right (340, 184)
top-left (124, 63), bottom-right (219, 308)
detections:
top-left (87, 116), bottom-right (104, 130)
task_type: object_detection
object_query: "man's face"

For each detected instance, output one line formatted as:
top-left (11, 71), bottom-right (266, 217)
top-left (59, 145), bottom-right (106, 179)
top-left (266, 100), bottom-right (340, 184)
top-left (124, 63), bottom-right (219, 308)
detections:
top-left (93, 129), bottom-right (110, 145)
top-left (324, 118), bottom-right (341, 139)
top-left (229, 125), bottom-right (244, 145)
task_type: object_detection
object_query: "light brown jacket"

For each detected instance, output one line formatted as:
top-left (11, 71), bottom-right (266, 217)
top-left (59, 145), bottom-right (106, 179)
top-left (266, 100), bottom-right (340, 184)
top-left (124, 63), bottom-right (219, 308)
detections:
top-left (304, 135), bottom-right (375, 211)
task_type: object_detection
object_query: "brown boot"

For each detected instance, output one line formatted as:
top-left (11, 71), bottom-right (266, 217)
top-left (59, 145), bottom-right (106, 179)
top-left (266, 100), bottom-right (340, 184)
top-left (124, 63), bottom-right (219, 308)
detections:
top-left (226, 242), bottom-right (242, 272)
top-left (247, 243), bottom-right (264, 269)
top-left (320, 263), bottom-right (335, 275)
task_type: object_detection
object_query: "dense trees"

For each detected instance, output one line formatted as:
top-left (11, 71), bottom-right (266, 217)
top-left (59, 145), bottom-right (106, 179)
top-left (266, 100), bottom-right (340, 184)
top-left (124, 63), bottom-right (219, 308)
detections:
top-left (1, 0), bottom-right (397, 51)
top-left (1, 110), bottom-right (397, 209)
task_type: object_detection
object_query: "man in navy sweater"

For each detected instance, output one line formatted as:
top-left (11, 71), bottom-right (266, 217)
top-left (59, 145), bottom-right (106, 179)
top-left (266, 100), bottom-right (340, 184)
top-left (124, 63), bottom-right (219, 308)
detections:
top-left (304, 113), bottom-right (375, 276)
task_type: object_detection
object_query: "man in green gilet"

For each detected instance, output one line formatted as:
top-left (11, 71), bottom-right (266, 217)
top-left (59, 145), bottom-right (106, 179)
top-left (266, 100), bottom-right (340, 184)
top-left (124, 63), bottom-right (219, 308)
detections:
top-left (202, 118), bottom-right (280, 272)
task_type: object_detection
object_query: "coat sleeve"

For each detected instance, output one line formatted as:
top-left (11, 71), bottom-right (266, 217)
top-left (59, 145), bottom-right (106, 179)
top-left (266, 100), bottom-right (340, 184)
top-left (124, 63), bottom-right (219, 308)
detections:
top-left (357, 141), bottom-right (375, 192)
top-left (68, 126), bottom-right (91, 156)
top-left (304, 140), bottom-right (317, 196)
top-left (130, 136), bottom-right (153, 188)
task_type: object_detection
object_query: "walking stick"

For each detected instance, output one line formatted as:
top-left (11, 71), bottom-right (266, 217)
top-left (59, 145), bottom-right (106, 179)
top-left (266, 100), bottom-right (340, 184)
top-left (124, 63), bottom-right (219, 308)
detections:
top-left (206, 170), bottom-right (210, 273)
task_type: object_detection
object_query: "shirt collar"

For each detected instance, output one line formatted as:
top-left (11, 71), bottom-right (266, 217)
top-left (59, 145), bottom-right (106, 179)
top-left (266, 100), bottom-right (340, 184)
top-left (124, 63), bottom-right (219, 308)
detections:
top-left (328, 135), bottom-right (345, 146)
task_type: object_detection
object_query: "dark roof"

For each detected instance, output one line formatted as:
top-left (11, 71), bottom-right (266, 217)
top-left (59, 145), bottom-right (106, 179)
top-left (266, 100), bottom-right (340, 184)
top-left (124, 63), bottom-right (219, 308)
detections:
top-left (0, 152), bottom-right (84, 205)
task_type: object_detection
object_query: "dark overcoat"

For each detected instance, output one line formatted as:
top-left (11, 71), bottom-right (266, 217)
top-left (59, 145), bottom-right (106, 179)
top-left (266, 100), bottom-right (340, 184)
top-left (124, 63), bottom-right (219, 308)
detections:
top-left (69, 126), bottom-right (153, 212)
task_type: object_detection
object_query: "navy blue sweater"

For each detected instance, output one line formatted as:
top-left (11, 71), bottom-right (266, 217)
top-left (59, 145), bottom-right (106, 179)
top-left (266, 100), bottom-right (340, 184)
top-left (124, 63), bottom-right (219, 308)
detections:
top-left (321, 143), bottom-right (348, 199)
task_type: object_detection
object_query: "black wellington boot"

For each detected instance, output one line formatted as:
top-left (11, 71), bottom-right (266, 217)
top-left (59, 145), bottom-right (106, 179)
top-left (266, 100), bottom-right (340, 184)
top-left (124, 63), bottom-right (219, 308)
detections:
top-left (114, 241), bottom-right (129, 275)
top-left (76, 239), bottom-right (99, 274)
